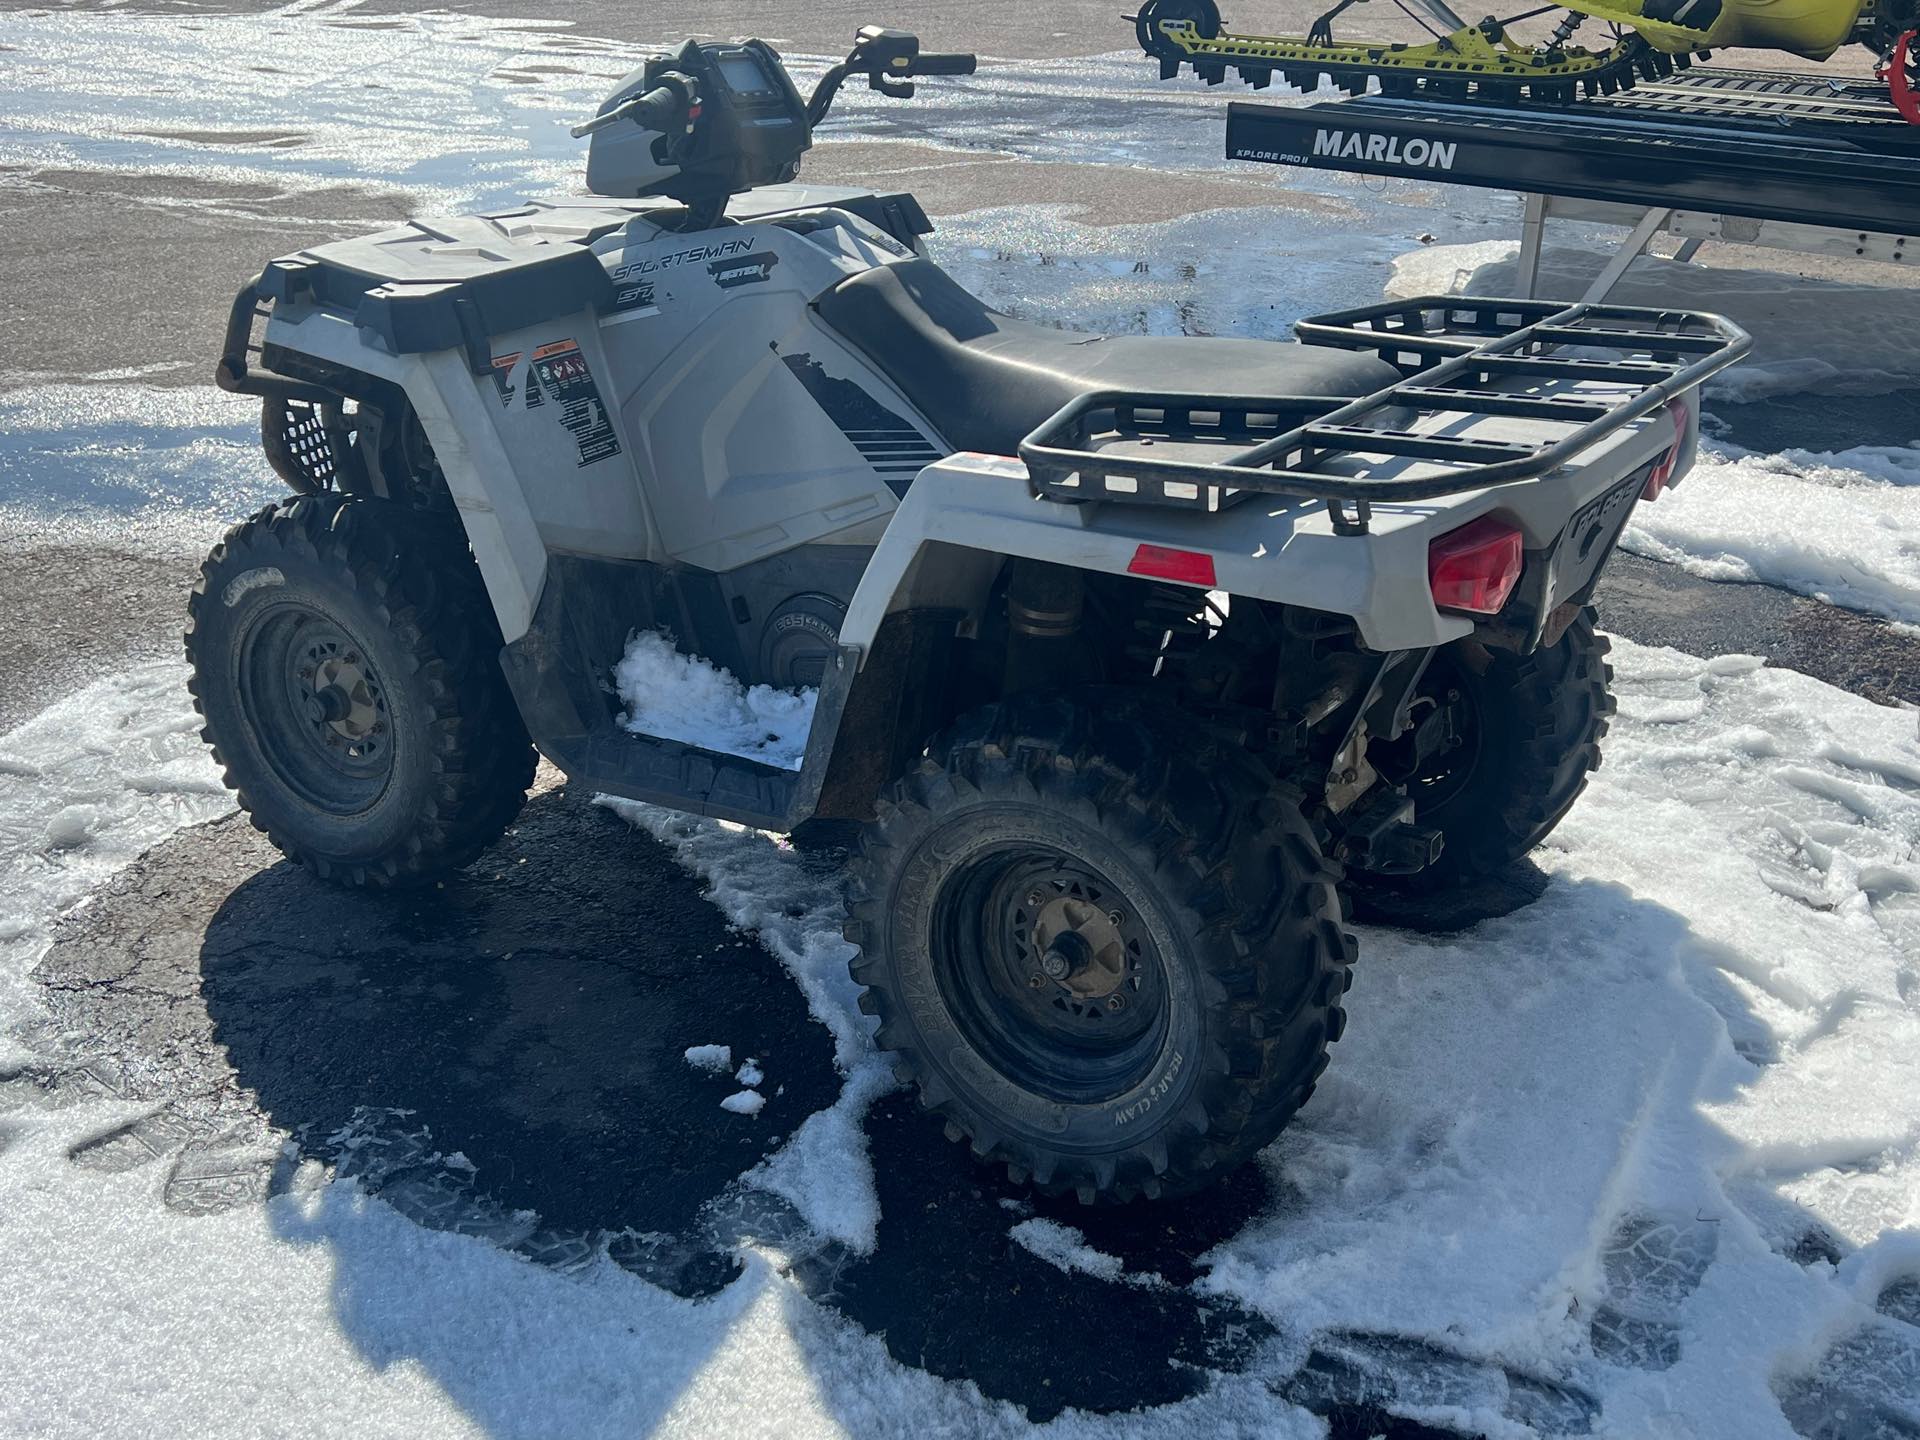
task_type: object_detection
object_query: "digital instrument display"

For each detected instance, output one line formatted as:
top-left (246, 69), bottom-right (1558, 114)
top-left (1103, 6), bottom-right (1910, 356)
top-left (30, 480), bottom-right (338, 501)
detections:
top-left (717, 54), bottom-right (773, 97)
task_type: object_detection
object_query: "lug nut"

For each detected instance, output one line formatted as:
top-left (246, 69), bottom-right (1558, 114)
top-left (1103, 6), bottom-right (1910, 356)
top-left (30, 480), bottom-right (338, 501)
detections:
top-left (1107, 995), bottom-right (1126, 1011)
top-left (1026, 889), bottom-right (1045, 908)
top-left (1106, 909), bottom-right (1125, 928)
top-left (1028, 974), bottom-right (1046, 989)
top-left (1041, 950), bottom-right (1072, 980)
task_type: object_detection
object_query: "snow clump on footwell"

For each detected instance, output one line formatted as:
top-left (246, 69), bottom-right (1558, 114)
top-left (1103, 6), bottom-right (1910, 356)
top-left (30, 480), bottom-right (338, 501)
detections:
top-left (612, 631), bottom-right (816, 770)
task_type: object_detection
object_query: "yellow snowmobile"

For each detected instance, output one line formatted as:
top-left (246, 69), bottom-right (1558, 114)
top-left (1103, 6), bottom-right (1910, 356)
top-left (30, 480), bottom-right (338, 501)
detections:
top-left (1135, 0), bottom-right (1920, 122)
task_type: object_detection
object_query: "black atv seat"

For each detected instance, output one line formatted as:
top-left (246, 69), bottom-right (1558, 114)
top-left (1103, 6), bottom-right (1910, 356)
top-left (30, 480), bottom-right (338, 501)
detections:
top-left (812, 257), bottom-right (1403, 458)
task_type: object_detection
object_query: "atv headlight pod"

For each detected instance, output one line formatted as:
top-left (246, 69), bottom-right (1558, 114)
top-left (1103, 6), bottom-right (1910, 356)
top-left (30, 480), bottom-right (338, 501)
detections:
top-left (1427, 514), bottom-right (1524, 616)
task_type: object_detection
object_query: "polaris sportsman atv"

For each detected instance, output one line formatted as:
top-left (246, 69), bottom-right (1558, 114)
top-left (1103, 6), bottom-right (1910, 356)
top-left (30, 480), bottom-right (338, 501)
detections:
top-left (1136, 0), bottom-right (1920, 124)
top-left (197, 26), bottom-right (1748, 1203)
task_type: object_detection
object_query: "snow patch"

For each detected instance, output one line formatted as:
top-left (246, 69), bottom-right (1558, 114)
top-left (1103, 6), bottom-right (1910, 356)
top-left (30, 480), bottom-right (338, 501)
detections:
top-left (682, 1045), bottom-right (732, 1075)
top-left (1010, 1218), bottom-right (1162, 1289)
top-left (735, 1058), bottom-right (764, 1088)
top-left (719, 1091), bottom-right (766, 1117)
top-left (1623, 440), bottom-right (1920, 628)
top-left (1206, 636), bottom-right (1920, 1435)
top-left (612, 632), bottom-right (815, 771)
top-left (0, 662), bottom-right (232, 1021)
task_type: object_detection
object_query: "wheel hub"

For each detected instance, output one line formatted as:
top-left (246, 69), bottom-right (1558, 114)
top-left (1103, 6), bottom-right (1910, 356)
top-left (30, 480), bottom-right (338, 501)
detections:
top-left (1031, 897), bottom-right (1127, 1003)
top-left (303, 651), bottom-right (383, 748)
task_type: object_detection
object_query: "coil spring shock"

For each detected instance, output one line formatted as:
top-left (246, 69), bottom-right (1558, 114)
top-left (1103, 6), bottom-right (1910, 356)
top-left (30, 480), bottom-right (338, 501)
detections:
top-left (1533, 11), bottom-right (1586, 62)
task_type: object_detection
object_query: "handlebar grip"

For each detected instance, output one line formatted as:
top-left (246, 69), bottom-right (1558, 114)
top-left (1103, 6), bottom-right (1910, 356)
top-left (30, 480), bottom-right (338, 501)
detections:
top-left (570, 82), bottom-right (682, 139)
top-left (912, 52), bottom-right (977, 76)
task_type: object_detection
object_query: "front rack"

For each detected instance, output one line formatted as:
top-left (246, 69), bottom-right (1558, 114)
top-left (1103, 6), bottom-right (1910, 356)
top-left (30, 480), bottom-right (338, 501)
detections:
top-left (1017, 296), bottom-right (1750, 533)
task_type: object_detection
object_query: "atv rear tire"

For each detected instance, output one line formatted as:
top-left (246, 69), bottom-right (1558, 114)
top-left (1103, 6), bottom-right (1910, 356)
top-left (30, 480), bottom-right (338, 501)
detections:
top-left (845, 694), bottom-right (1354, 1204)
top-left (1362, 608), bottom-right (1614, 894)
top-left (186, 493), bottom-right (536, 888)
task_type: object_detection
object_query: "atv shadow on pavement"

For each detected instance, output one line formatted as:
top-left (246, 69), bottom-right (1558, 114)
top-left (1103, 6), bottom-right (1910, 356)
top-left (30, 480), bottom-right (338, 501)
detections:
top-left (174, 787), bottom-right (1493, 1432)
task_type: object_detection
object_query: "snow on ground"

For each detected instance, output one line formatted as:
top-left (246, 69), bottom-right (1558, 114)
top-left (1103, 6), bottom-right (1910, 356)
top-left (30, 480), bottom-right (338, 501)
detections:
top-left (598, 635), bottom-right (1920, 1439)
top-left (0, 6), bottom-right (632, 212)
top-left (0, 4), bottom-right (1417, 219)
top-left (936, 201), bottom-right (1478, 345)
top-left (1626, 441), bottom-right (1920, 630)
top-left (3, 5), bottom-right (1918, 1434)
top-left (613, 630), bottom-right (817, 770)
top-left (1009, 1219), bottom-right (1162, 1289)
top-left (0, 660), bottom-right (233, 1025)
top-left (0, 686), bottom-right (1277, 1439)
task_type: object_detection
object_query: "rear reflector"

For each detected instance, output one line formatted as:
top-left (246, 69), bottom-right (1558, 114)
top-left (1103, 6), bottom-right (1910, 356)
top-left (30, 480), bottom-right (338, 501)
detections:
top-left (1642, 395), bottom-right (1690, 501)
top-left (1428, 515), bottom-right (1524, 615)
top-left (1127, 544), bottom-right (1217, 587)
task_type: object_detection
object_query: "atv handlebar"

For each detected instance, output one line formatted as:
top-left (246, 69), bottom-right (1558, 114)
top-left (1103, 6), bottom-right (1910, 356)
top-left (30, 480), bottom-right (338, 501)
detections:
top-left (908, 52), bottom-right (980, 77)
top-left (807, 29), bottom-right (977, 125)
top-left (571, 77), bottom-right (693, 139)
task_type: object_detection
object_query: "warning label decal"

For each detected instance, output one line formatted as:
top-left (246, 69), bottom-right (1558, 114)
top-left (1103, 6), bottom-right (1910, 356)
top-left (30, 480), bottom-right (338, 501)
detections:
top-left (529, 339), bottom-right (620, 467)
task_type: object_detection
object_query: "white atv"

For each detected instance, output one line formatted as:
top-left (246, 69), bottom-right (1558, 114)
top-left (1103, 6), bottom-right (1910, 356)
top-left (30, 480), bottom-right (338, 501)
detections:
top-left (194, 26), bottom-right (1747, 1203)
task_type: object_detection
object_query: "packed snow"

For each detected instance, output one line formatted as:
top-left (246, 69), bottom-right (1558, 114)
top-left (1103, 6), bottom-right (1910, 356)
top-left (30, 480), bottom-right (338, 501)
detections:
top-left (613, 631), bottom-right (817, 770)
top-left (720, 1090), bottom-right (767, 1117)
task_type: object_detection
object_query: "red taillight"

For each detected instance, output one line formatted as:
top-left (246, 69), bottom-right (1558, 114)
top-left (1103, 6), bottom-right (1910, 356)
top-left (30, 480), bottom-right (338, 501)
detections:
top-left (1127, 544), bottom-right (1217, 587)
top-left (1642, 395), bottom-right (1690, 502)
top-left (1428, 515), bottom-right (1524, 615)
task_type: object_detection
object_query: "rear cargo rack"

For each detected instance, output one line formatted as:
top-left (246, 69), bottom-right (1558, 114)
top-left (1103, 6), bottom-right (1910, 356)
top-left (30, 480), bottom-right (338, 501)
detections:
top-left (1018, 296), bottom-right (1749, 533)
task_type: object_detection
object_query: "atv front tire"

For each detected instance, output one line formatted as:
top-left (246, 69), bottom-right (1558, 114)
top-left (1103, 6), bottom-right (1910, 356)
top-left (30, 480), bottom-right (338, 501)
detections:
top-left (1364, 608), bottom-right (1615, 893)
top-left (186, 494), bottom-right (536, 888)
top-left (846, 695), bottom-right (1354, 1204)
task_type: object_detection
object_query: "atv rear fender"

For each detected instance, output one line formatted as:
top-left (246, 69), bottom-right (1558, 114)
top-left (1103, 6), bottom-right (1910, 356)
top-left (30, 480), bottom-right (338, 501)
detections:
top-left (836, 406), bottom-right (1683, 662)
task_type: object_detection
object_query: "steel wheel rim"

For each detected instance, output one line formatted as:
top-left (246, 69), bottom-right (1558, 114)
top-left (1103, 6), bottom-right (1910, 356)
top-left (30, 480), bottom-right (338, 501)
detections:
top-left (932, 845), bottom-right (1170, 1105)
top-left (237, 602), bottom-right (395, 815)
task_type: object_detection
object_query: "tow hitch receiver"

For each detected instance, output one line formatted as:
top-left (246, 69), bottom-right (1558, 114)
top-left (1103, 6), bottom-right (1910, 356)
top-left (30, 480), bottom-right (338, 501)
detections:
top-left (1334, 790), bottom-right (1445, 874)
